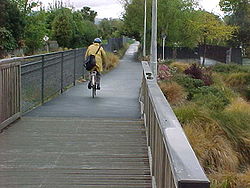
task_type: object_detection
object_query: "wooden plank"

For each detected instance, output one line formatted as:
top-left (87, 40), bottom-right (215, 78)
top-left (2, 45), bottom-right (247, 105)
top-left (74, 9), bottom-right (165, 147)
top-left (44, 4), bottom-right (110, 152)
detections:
top-left (0, 118), bottom-right (151, 187)
top-left (0, 112), bottom-right (20, 131)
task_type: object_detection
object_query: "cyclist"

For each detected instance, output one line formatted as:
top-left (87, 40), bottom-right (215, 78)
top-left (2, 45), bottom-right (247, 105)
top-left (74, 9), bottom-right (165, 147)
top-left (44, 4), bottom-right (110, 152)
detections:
top-left (85, 38), bottom-right (106, 90)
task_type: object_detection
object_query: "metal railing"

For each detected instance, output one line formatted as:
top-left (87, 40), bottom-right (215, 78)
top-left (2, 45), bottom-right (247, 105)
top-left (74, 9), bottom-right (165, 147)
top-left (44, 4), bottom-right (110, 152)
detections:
top-left (20, 48), bottom-right (86, 112)
top-left (140, 61), bottom-right (210, 188)
top-left (0, 48), bottom-right (86, 113)
top-left (0, 60), bottom-right (21, 130)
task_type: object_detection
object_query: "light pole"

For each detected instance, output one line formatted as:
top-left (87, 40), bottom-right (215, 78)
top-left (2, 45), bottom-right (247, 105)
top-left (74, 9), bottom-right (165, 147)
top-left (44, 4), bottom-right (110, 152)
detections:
top-left (143, 0), bottom-right (147, 57)
top-left (150, 0), bottom-right (157, 77)
top-left (162, 34), bottom-right (166, 61)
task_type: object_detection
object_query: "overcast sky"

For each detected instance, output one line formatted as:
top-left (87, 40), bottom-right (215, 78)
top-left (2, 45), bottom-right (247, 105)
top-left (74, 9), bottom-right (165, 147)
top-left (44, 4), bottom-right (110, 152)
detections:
top-left (39, 0), bottom-right (223, 18)
top-left (40, 0), bottom-right (124, 18)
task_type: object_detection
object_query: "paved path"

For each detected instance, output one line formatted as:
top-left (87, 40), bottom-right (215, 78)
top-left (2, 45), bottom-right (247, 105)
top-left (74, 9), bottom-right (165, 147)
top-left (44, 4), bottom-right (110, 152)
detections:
top-left (26, 42), bottom-right (142, 119)
top-left (0, 42), bottom-right (152, 187)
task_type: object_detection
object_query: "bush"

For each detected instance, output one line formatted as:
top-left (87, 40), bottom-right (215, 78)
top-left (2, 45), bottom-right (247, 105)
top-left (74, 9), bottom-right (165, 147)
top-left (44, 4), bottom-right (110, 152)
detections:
top-left (193, 92), bottom-right (230, 111)
top-left (212, 110), bottom-right (250, 164)
top-left (169, 62), bottom-right (190, 73)
top-left (184, 63), bottom-right (213, 85)
top-left (225, 72), bottom-right (250, 88)
top-left (158, 64), bottom-right (176, 80)
top-left (174, 104), bottom-right (239, 172)
top-left (210, 170), bottom-right (250, 188)
top-left (212, 63), bottom-right (250, 73)
top-left (158, 81), bottom-right (187, 105)
top-left (189, 86), bottom-right (230, 108)
top-left (104, 52), bottom-right (119, 71)
top-left (212, 73), bottom-right (239, 102)
top-left (173, 74), bottom-right (205, 90)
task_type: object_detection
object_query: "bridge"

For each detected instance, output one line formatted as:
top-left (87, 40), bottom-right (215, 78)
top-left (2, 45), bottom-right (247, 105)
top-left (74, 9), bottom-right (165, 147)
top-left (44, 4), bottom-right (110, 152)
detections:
top-left (0, 42), bottom-right (210, 188)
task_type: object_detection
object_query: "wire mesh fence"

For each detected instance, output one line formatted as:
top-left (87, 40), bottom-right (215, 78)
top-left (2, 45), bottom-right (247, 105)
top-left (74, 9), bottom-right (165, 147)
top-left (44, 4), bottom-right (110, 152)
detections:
top-left (0, 37), bottom-right (128, 113)
top-left (20, 48), bottom-right (85, 112)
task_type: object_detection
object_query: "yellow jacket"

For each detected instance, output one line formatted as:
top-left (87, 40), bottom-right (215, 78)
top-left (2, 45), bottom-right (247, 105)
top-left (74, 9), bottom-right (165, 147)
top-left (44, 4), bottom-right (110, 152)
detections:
top-left (85, 43), bottom-right (106, 72)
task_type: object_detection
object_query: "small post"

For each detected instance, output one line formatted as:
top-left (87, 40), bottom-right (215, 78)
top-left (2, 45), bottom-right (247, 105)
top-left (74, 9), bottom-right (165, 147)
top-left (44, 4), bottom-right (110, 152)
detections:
top-left (41, 55), bottom-right (45, 104)
top-left (61, 52), bottom-right (64, 93)
top-left (162, 34), bottom-right (166, 60)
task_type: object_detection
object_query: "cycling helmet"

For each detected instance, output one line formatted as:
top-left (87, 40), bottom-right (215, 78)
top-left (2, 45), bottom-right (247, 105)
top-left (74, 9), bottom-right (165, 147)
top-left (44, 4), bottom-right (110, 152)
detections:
top-left (94, 38), bottom-right (102, 43)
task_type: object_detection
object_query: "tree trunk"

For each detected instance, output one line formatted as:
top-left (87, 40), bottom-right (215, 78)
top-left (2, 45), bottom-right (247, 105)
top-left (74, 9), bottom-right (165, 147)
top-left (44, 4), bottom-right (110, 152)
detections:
top-left (202, 38), bottom-right (207, 66)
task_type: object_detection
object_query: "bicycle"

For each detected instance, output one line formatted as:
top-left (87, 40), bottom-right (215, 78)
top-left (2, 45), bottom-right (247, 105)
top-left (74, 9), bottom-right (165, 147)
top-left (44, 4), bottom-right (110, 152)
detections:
top-left (90, 71), bottom-right (97, 98)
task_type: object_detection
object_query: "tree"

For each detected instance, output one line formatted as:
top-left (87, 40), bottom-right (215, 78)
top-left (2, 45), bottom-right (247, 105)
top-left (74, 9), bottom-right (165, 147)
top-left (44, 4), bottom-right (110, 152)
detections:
top-left (0, 0), bottom-right (25, 57)
top-left (71, 11), bottom-right (98, 47)
top-left (9, 0), bottom-right (38, 15)
top-left (80, 7), bottom-right (97, 23)
top-left (0, 27), bottom-right (16, 58)
top-left (52, 8), bottom-right (74, 48)
top-left (190, 11), bottom-right (236, 65)
top-left (24, 11), bottom-right (47, 54)
top-left (98, 18), bottom-right (124, 39)
top-left (220, 0), bottom-right (250, 55)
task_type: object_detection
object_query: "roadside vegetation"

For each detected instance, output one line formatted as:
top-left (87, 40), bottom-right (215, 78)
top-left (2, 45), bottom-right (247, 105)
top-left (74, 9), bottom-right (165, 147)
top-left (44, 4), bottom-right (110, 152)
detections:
top-left (158, 62), bottom-right (250, 188)
top-left (0, 0), bottom-right (126, 58)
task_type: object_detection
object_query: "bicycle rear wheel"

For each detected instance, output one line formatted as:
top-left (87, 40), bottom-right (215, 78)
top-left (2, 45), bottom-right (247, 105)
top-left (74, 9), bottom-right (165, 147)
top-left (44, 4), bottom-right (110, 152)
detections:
top-left (92, 85), bottom-right (96, 98)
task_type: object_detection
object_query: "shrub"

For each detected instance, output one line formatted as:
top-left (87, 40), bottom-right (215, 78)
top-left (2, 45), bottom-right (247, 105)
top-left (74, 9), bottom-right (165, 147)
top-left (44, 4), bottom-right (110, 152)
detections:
top-left (158, 81), bottom-right (187, 105)
top-left (173, 74), bottom-right (205, 90)
top-left (175, 104), bottom-right (239, 172)
top-left (212, 110), bottom-right (250, 164)
top-left (184, 124), bottom-right (239, 173)
top-left (184, 63), bottom-right (203, 79)
top-left (212, 63), bottom-right (250, 73)
top-left (225, 72), bottom-right (250, 88)
top-left (158, 64), bottom-right (176, 80)
top-left (243, 86), bottom-right (250, 100)
top-left (212, 73), bottom-right (239, 102)
top-left (189, 86), bottom-right (230, 108)
top-left (210, 170), bottom-right (250, 188)
top-left (104, 52), bottom-right (119, 71)
top-left (169, 62), bottom-right (190, 73)
top-left (184, 63), bottom-right (213, 85)
top-left (193, 93), bottom-right (229, 111)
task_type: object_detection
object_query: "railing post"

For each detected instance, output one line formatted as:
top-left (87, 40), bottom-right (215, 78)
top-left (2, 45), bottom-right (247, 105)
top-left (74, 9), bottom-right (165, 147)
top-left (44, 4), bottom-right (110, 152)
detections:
top-left (61, 52), bottom-right (64, 93)
top-left (73, 49), bottom-right (76, 86)
top-left (41, 55), bottom-right (45, 104)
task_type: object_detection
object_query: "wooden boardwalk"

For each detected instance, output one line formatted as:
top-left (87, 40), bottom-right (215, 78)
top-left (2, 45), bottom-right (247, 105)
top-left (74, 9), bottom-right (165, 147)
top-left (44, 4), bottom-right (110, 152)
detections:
top-left (0, 117), bottom-right (151, 188)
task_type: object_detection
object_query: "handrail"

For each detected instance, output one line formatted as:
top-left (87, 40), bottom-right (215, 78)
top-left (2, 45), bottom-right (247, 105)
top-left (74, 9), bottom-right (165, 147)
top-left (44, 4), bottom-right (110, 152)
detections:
top-left (140, 61), bottom-right (210, 188)
top-left (0, 61), bottom-right (21, 130)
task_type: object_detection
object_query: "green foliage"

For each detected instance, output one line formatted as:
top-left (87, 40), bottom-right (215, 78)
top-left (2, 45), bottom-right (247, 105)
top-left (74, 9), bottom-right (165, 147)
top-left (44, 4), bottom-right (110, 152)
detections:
top-left (212, 63), bottom-right (250, 73)
top-left (0, 27), bottom-right (17, 51)
top-left (225, 72), bottom-right (250, 88)
top-left (174, 103), bottom-right (212, 125)
top-left (192, 91), bottom-right (230, 111)
top-left (79, 6), bottom-right (97, 23)
top-left (0, 0), bottom-right (25, 50)
top-left (191, 86), bottom-right (230, 106)
top-left (24, 11), bottom-right (47, 54)
top-left (212, 110), bottom-right (250, 163)
top-left (174, 74), bottom-right (205, 90)
top-left (220, 0), bottom-right (250, 55)
top-left (10, 0), bottom-right (38, 15)
top-left (52, 8), bottom-right (74, 48)
top-left (98, 18), bottom-right (124, 39)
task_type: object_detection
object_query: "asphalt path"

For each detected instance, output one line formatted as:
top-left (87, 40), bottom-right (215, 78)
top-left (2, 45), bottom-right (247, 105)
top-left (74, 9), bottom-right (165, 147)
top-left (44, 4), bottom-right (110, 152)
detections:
top-left (26, 42), bottom-right (142, 119)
